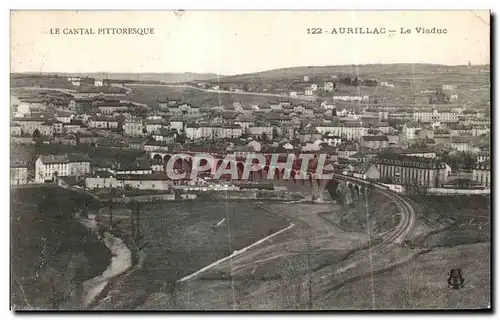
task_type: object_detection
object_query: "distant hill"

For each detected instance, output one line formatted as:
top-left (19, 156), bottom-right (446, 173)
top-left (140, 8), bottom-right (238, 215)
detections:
top-left (11, 72), bottom-right (222, 84)
top-left (210, 64), bottom-right (491, 83)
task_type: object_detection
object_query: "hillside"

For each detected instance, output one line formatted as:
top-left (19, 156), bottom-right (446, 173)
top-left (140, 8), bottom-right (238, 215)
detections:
top-left (11, 72), bottom-right (223, 84)
top-left (210, 64), bottom-right (491, 83)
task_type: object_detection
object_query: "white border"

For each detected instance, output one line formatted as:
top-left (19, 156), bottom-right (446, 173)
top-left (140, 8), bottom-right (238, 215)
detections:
top-left (2, 1), bottom-right (497, 320)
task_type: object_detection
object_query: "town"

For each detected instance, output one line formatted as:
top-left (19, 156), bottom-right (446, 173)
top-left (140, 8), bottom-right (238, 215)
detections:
top-left (10, 64), bottom-right (491, 311)
top-left (10, 67), bottom-right (491, 196)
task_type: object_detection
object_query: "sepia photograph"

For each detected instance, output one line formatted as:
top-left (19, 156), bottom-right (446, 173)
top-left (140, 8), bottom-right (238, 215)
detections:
top-left (9, 10), bottom-right (491, 311)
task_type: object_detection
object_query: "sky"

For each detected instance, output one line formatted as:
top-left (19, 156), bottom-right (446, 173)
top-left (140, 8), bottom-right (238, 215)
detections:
top-left (10, 10), bottom-right (490, 75)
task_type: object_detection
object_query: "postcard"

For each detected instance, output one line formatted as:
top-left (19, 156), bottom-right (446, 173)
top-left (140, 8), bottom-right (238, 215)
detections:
top-left (10, 10), bottom-right (491, 311)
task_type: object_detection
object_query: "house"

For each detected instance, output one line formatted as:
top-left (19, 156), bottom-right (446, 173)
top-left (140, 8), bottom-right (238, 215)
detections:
top-left (35, 154), bottom-right (91, 183)
top-left (450, 136), bottom-right (473, 153)
top-left (323, 133), bottom-right (342, 146)
top-left (402, 123), bottom-right (421, 141)
top-left (476, 150), bottom-right (490, 163)
top-left (337, 144), bottom-right (358, 159)
top-left (88, 117), bottom-right (119, 130)
top-left (123, 119), bottom-right (145, 136)
top-left (55, 112), bottom-right (74, 124)
top-left (305, 89), bottom-right (314, 96)
top-left (248, 124), bottom-right (273, 141)
top-left (351, 163), bottom-right (380, 180)
top-left (11, 161), bottom-right (28, 185)
top-left (13, 117), bottom-right (53, 136)
top-left (380, 81), bottom-right (395, 88)
top-left (64, 120), bottom-right (85, 134)
top-left (472, 160), bottom-right (490, 188)
top-left (86, 172), bottom-right (173, 191)
top-left (235, 115), bottom-right (257, 132)
top-left (54, 134), bottom-right (78, 146)
top-left (185, 123), bottom-right (202, 140)
top-left (361, 135), bottom-right (389, 149)
top-left (10, 123), bottom-right (22, 136)
top-left (248, 140), bottom-right (262, 152)
top-left (169, 118), bottom-right (185, 132)
top-left (145, 119), bottom-right (166, 135)
top-left (127, 137), bottom-right (147, 150)
top-left (324, 82), bottom-right (335, 92)
top-left (96, 100), bottom-right (130, 114)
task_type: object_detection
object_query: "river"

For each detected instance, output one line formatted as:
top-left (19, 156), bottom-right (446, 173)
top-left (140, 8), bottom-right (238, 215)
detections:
top-left (93, 200), bottom-right (289, 309)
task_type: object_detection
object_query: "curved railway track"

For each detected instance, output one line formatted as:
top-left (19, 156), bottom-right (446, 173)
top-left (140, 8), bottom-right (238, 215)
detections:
top-left (320, 174), bottom-right (416, 278)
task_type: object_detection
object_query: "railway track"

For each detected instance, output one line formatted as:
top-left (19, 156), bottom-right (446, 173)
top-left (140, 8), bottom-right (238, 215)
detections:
top-left (320, 174), bottom-right (416, 278)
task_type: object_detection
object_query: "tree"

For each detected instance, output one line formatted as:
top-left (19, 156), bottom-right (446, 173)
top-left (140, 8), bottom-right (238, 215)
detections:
top-left (175, 132), bottom-right (187, 144)
top-left (127, 197), bottom-right (148, 262)
top-left (108, 189), bottom-right (115, 229)
top-left (261, 132), bottom-right (269, 142)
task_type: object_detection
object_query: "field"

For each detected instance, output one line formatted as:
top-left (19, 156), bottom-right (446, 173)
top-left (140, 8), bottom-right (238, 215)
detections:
top-left (11, 75), bottom-right (76, 90)
top-left (409, 195), bottom-right (491, 247)
top-left (319, 191), bottom-right (400, 235)
top-left (317, 242), bottom-right (490, 309)
top-left (90, 200), bottom-right (290, 309)
top-left (125, 84), bottom-right (313, 109)
top-left (10, 186), bottom-right (110, 309)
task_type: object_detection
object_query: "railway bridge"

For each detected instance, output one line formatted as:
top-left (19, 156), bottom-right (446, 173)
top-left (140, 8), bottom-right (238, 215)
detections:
top-left (149, 151), bottom-right (369, 203)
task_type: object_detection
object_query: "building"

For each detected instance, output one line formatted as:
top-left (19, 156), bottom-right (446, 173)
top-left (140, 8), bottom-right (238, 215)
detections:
top-left (372, 155), bottom-right (448, 188)
top-left (13, 117), bottom-right (53, 136)
top-left (35, 154), bottom-right (91, 183)
top-left (88, 117), bottom-right (119, 129)
top-left (10, 123), bottom-right (22, 136)
top-left (11, 161), bottom-right (28, 185)
top-left (123, 119), bottom-right (145, 136)
top-left (350, 163), bottom-right (380, 180)
top-left (380, 81), bottom-right (395, 88)
top-left (476, 150), bottom-right (490, 163)
top-left (86, 172), bottom-right (173, 191)
top-left (185, 123), bottom-right (202, 140)
top-left (96, 100), bottom-right (130, 114)
top-left (324, 82), bottom-right (334, 92)
top-left (361, 135), bottom-right (389, 150)
top-left (402, 123), bottom-right (421, 141)
top-left (450, 136), bottom-right (473, 153)
top-left (248, 124), bottom-right (273, 141)
top-left (472, 160), bottom-right (490, 188)
top-left (413, 109), bottom-right (458, 123)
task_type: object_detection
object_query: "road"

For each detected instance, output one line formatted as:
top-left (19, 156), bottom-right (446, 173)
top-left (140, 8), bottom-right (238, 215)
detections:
top-left (126, 83), bottom-right (317, 101)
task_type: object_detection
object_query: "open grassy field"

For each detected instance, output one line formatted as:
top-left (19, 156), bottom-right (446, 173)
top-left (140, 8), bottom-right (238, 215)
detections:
top-left (11, 185), bottom-right (110, 309)
top-left (90, 200), bottom-right (290, 309)
top-left (317, 242), bottom-right (490, 309)
top-left (125, 84), bottom-right (312, 109)
top-left (408, 195), bottom-right (491, 248)
top-left (11, 75), bottom-right (76, 90)
top-left (216, 64), bottom-right (489, 82)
